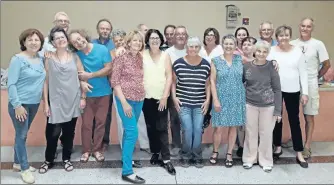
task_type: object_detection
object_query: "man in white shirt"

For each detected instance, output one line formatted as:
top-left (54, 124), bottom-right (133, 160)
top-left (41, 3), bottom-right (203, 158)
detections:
top-left (165, 25), bottom-right (188, 156)
top-left (290, 17), bottom-right (331, 159)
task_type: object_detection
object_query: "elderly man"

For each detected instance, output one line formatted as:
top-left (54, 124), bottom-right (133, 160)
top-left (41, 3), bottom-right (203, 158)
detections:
top-left (137, 23), bottom-right (149, 37)
top-left (258, 21), bottom-right (278, 46)
top-left (161, 24), bottom-right (176, 50)
top-left (165, 25), bottom-right (188, 156)
top-left (91, 19), bottom-right (115, 152)
top-left (290, 17), bottom-right (331, 159)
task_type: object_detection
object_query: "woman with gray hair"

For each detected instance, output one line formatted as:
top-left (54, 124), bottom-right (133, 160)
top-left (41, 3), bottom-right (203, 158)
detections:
top-left (110, 29), bottom-right (127, 58)
top-left (172, 36), bottom-right (211, 168)
top-left (267, 25), bottom-right (309, 168)
top-left (210, 34), bottom-right (245, 168)
top-left (242, 41), bottom-right (282, 172)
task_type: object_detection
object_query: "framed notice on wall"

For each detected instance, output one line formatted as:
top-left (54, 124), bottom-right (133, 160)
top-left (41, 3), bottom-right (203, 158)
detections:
top-left (226, 5), bottom-right (239, 29)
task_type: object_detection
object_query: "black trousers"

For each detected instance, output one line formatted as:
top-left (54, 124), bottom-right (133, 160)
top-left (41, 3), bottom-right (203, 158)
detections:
top-left (167, 96), bottom-right (182, 148)
top-left (273, 92), bottom-right (303, 152)
top-left (142, 98), bottom-right (170, 160)
top-left (45, 118), bottom-right (77, 163)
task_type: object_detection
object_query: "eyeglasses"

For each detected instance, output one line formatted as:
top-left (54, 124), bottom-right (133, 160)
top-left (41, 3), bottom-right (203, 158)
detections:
top-left (56, 19), bottom-right (70, 24)
top-left (205, 34), bottom-right (215, 37)
top-left (175, 33), bottom-right (187, 37)
top-left (261, 29), bottom-right (273, 32)
top-left (54, 36), bottom-right (66, 41)
top-left (149, 37), bottom-right (160, 41)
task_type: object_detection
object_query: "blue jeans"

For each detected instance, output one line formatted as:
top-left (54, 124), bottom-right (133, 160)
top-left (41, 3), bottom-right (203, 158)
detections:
top-left (8, 103), bottom-right (40, 171)
top-left (178, 106), bottom-right (204, 160)
top-left (115, 97), bottom-right (143, 175)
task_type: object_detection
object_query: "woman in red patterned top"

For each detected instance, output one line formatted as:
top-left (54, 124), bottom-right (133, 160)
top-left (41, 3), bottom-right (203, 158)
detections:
top-left (110, 30), bottom-right (146, 184)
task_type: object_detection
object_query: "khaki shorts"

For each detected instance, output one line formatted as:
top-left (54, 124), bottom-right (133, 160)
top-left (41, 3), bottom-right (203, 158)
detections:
top-left (303, 85), bottom-right (320, 116)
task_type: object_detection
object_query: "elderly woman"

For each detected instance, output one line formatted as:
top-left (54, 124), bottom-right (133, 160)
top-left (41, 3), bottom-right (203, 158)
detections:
top-left (111, 30), bottom-right (146, 184)
top-left (241, 37), bottom-right (257, 63)
top-left (267, 25), bottom-right (309, 168)
top-left (199, 28), bottom-right (224, 130)
top-left (38, 27), bottom-right (86, 174)
top-left (142, 29), bottom-right (176, 175)
top-left (242, 41), bottom-right (282, 172)
top-left (234, 27), bottom-right (250, 55)
top-left (68, 29), bottom-right (112, 163)
top-left (172, 36), bottom-right (211, 168)
top-left (210, 35), bottom-right (245, 168)
top-left (8, 28), bottom-right (46, 184)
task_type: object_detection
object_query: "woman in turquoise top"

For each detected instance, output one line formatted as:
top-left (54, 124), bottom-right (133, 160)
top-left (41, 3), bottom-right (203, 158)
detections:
top-left (209, 34), bottom-right (246, 168)
top-left (7, 29), bottom-right (46, 184)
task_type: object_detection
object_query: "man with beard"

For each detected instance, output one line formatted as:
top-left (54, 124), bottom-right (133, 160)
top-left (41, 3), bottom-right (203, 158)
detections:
top-left (92, 19), bottom-right (115, 152)
top-left (165, 25), bottom-right (188, 156)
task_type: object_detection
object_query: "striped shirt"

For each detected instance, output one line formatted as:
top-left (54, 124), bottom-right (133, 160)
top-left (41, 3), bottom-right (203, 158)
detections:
top-left (173, 57), bottom-right (210, 108)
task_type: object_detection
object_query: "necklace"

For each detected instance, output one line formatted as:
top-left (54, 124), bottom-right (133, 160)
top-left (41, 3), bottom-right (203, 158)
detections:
top-left (56, 51), bottom-right (69, 64)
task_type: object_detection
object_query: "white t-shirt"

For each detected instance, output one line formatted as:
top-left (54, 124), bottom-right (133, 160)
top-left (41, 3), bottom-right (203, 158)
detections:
top-left (290, 38), bottom-right (329, 84)
top-left (165, 46), bottom-right (187, 64)
top-left (199, 45), bottom-right (224, 63)
top-left (267, 46), bottom-right (308, 95)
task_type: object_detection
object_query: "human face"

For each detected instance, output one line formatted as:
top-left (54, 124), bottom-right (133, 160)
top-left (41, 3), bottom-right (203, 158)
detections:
top-left (98, 21), bottom-right (112, 40)
top-left (205, 31), bottom-right (216, 46)
top-left (148, 32), bottom-right (161, 50)
top-left (299, 19), bottom-right (313, 38)
top-left (174, 28), bottom-right (187, 46)
top-left (128, 34), bottom-right (143, 52)
top-left (113, 35), bottom-right (125, 48)
top-left (242, 40), bottom-right (255, 56)
top-left (236, 29), bottom-right (248, 44)
top-left (260, 23), bottom-right (274, 39)
top-left (186, 44), bottom-right (200, 57)
top-left (24, 34), bottom-right (41, 53)
top-left (165, 27), bottom-right (175, 44)
top-left (52, 32), bottom-right (68, 49)
top-left (140, 25), bottom-right (149, 36)
top-left (255, 47), bottom-right (269, 61)
top-left (277, 29), bottom-right (291, 45)
top-left (69, 32), bottom-right (88, 51)
top-left (54, 14), bottom-right (70, 32)
top-left (222, 38), bottom-right (236, 54)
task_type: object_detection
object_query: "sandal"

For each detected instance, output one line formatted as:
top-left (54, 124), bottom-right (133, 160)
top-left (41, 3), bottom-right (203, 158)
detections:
top-left (38, 161), bottom-right (53, 174)
top-left (80, 152), bottom-right (90, 163)
top-left (92, 151), bottom-right (105, 162)
top-left (225, 153), bottom-right (234, 168)
top-left (209, 151), bottom-right (219, 164)
top-left (63, 160), bottom-right (74, 172)
top-left (302, 148), bottom-right (312, 159)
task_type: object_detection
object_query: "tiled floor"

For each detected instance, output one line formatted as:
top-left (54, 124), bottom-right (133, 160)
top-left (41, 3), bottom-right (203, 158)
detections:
top-left (1, 142), bottom-right (334, 184)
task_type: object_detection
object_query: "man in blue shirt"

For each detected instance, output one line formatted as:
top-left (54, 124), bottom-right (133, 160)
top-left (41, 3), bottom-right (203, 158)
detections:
top-left (258, 21), bottom-right (278, 46)
top-left (91, 19), bottom-right (115, 152)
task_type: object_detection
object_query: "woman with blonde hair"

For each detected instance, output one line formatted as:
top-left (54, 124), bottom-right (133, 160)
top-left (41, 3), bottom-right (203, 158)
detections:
top-left (111, 30), bottom-right (146, 184)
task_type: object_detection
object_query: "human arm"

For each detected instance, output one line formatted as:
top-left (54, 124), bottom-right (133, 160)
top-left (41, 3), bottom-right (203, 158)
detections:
top-left (158, 54), bottom-right (173, 111)
top-left (298, 54), bottom-right (308, 105)
top-left (171, 69), bottom-right (181, 112)
top-left (270, 65), bottom-right (282, 120)
top-left (75, 55), bottom-right (89, 109)
top-left (42, 58), bottom-right (51, 116)
top-left (210, 61), bottom-right (221, 112)
top-left (317, 41), bottom-right (330, 78)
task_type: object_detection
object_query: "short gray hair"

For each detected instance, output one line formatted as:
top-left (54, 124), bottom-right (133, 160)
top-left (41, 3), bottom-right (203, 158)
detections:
top-left (255, 40), bottom-right (271, 53)
top-left (275, 25), bottom-right (292, 39)
top-left (259, 21), bottom-right (274, 30)
top-left (222, 34), bottom-right (237, 45)
top-left (111, 29), bottom-right (126, 39)
top-left (186, 36), bottom-right (202, 49)
top-left (300, 17), bottom-right (314, 27)
top-left (174, 25), bottom-right (189, 36)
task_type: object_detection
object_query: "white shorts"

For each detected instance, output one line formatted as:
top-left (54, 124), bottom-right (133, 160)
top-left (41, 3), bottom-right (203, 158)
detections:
top-left (303, 85), bottom-right (320, 116)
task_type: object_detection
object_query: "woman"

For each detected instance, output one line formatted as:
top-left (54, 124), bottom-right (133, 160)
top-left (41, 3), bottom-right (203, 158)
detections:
top-left (199, 28), bottom-right (224, 130)
top-left (267, 25), bottom-right (309, 168)
top-left (7, 28), bottom-right (46, 184)
top-left (242, 40), bottom-right (282, 172)
top-left (210, 34), bottom-right (245, 168)
top-left (111, 30), bottom-right (146, 184)
top-left (38, 27), bottom-right (86, 174)
top-left (142, 29), bottom-right (176, 175)
top-left (234, 27), bottom-right (250, 55)
top-left (68, 29), bottom-right (112, 163)
top-left (172, 36), bottom-right (211, 168)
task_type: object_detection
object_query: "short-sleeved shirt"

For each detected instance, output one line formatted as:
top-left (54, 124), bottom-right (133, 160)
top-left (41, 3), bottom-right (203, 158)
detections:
top-left (77, 43), bottom-right (112, 97)
top-left (290, 38), bottom-right (329, 84)
top-left (92, 38), bottom-right (115, 51)
top-left (165, 46), bottom-right (187, 64)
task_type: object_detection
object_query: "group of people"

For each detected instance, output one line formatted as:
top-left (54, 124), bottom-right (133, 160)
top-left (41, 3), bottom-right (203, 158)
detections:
top-left (7, 10), bottom-right (331, 184)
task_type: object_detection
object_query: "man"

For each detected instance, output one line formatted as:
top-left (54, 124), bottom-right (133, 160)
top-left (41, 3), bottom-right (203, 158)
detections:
top-left (165, 25), bottom-right (188, 156)
top-left (290, 17), bottom-right (331, 159)
top-left (137, 23), bottom-right (149, 37)
top-left (91, 19), bottom-right (115, 152)
top-left (161, 24), bottom-right (176, 50)
top-left (40, 11), bottom-right (70, 56)
top-left (258, 21), bottom-right (278, 46)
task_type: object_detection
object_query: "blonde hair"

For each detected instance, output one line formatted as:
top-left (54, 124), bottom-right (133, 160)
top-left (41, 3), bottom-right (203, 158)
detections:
top-left (125, 30), bottom-right (145, 52)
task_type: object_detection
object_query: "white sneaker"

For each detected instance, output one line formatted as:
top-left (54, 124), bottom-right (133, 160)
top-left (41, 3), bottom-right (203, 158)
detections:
top-left (13, 164), bottom-right (36, 172)
top-left (21, 170), bottom-right (35, 184)
top-left (263, 166), bottom-right (273, 173)
top-left (243, 163), bottom-right (253, 169)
